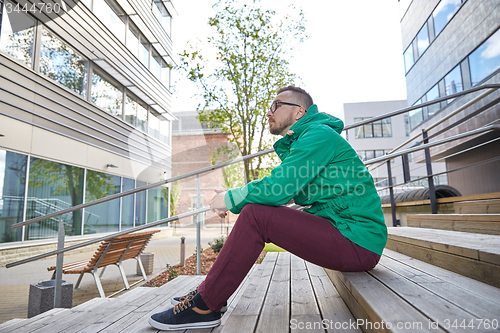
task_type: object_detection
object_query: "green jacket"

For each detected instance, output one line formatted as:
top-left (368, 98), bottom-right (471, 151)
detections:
top-left (224, 105), bottom-right (387, 255)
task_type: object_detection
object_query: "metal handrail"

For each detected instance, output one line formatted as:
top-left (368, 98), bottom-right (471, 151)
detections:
top-left (7, 124), bottom-right (499, 269)
top-left (363, 125), bottom-right (500, 165)
top-left (6, 207), bottom-right (210, 268)
top-left (343, 84), bottom-right (500, 130)
top-left (11, 148), bottom-right (273, 229)
top-left (11, 84), bottom-right (500, 231)
top-left (367, 86), bottom-right (500, 172)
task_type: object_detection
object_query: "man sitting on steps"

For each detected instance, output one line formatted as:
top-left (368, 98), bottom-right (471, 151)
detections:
top-left (149, 86), bottom-right (388, 331)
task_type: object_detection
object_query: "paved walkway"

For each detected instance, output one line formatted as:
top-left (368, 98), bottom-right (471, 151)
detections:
top-left (0, 226), bottom-right (229, 324)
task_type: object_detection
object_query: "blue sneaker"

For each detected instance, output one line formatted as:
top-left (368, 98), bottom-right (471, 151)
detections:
top-left (171, 288), bottom-right (228, 312)
top-left (149, 293), bottom-right (221, 330)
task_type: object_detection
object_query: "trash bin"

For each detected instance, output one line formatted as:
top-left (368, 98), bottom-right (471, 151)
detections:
top-left (137, 252), bottom-right (154, 276)
top-left (28, 280), bottom-right (73, 318)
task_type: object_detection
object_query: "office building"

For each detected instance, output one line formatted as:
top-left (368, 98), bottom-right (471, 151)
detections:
top-left (344, 100), bottom-right (447, 196)
top-left (399, 0), bottom-right (500, 195)
top-left (0, 0), bottom-right (176, 245)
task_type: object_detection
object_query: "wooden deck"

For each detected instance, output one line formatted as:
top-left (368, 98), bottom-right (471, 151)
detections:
top-left (0, 252), bottom-right (359, 333)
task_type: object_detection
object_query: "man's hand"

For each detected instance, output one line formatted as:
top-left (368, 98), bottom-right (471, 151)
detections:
top-left (210, 189), bottom-right (228, 218)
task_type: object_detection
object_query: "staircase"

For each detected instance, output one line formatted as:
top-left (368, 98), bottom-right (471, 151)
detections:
top-left (324, 196), bottom-right (500, 332)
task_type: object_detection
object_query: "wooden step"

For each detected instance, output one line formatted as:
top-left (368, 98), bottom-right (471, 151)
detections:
top-left (407, 214), bottom-right (500, 235)
top-left (325, 249), bottom-right (500, 333)
top-left (454, 199), bottom-right (500, 214)
top-left (386, 227), bottom-right (500, 287)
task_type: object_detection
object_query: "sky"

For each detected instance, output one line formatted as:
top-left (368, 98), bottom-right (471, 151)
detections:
top-left (170, 0), bottom-right (408, 121)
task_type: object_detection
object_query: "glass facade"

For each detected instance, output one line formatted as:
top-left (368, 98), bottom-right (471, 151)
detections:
top-left (153, 0), bottom-right (172, 36)
top-left (84, 171), bottom-right (120, 234)
top-left (433, 0), bottom-right (461, 36)
top-left (149, 112), bottom-right (161, 140)
top-left (137, 101), bottom-right (149, 132)
top-left (121, 178), bottom-right (135, 230)
top-left (0, 150), bottom-right (27, 243)
top-left (354, 118), bottom-right (392, 139)
top-left (405, 0), bottom-right (464, 74)
top-left (91, 67), bottom-right (123, 118)
top-left (0, 148), bottom-right (168, 244)
top-left (136, 180), bottom-right (147, 226)
top-left (444, 65), bottom-right (463, 100)
top-left (126, 21), bottom-right (140, 58)
top-left (40, 28), bottom-right (88, 97)
top-left (426, 84), bottom-right (440, 117)
top-left (416, 23), bottom-right (430, 57)
top-left (26, 157), bottom-right (84, 239)
top-left (94, 0), bottom-right (126, 43)
top-left (469, 29), bottom-right (500, 86)
top-left (147, 186), bottom-right (168, 224)
top-left (409, 100), bottom-right (423, 130)
top-left (0, 3), bottom-right (35, 67)
top-left (404, 44), bottom-right (414, 73)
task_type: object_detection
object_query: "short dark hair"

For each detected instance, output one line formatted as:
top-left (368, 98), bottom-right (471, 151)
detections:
top-left (276, 86), bottom-right (314, 110)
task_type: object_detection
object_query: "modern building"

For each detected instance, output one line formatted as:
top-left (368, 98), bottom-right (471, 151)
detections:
top-left (343, 100), bottom-right (447, 197)
top-left (399, 0), bottom-right (500, 196)
top-left (171, 111), bottom-right (237, 225)
top-left (0, 0), bottom-right (176, 245)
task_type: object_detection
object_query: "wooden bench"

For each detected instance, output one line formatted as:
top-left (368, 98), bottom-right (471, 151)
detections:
top-left (47, 230), bottom-right (159, 298)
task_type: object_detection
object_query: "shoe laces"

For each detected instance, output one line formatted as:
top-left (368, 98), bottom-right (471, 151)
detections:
top-left (177, 288), bottom-right (198, 302)
top-left (173, 294), bottom-right (195, 314)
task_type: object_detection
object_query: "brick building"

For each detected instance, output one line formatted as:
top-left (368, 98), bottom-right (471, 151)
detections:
top-left (171, 111), bottom-right (239, 225)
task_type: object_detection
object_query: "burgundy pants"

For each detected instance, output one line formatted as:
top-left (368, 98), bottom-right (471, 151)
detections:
top-left (198, 204), bottom-right (380, 312)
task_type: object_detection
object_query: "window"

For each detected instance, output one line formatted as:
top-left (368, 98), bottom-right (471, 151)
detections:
top-left (357, 150), bottom-right (390, 162)
top-left (127, 21), bottom-right (140, 58)
top-left (121, 178), bottom-right (135, 230)
top-left (409, 99), bottom-right (423, 130)
top-left (404, 114), bottom-right (410, 136)
top-left (373, 177), bottom-right (397, 188)
top-left (0, 149), bottom-right (27, 243)
top-left (84, 171), bottom-right (121, 234)
top-left (149, 111), bottom-right (161, 140)
top-left (125, 92), bottom-right (138, 127)
top-left (433, 0), bottom-right (461, 36)
top-left (139, 37), bottom-right (150, 68)
top-left (151, 48), bottom-right (162, 80)
top-left (135, 180), bottom-right (147, 226)
top-left (26, 157), bottom-right (85, 239)
top-left (444, 64), bottom-right (463, 102)
top-left (0, 2), bottom-right (35, 67)
top-left (416, 23), bottom-right (430, 57)
top-left (91, 67), bottom-right (123, 118)
top-left (354, 118), bottom-right (392, 138)
top-left (404, 44), bottom-right (414, 73)
top-left (469, 29), bottom-right (500, 86)
top-left (161, 58), bottom-right (171, 89)
top-left (94, 0), bottom-right (126, 43)
top-left (39, 27), bottom-right (88, 97)
top-left (425, 84), bottom-right (440, 117)
top-left (137, 101), bottom-right (148, 132)
top-left (147, 186), bottom-right (168, 224)
top-left (159, 116), bottom-right (170, 145)
top-left (153, 0), bottom-right (172, 36)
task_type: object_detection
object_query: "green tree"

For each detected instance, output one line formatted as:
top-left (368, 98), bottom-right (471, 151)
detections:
top-left (169, 179), bottom-right (182, 216)
top-left (180, 0), bottom-right (306, 183)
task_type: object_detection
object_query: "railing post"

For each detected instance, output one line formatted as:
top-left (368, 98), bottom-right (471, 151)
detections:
top-left (196, 175), bottom-right (201, 275)
top-left (402, 154), bottom-right (411, 183)
top-left (422, 130), bottom-right (438, 214)
top-left (180, 236), bottom-right (185, 267)
top-left (387, 160), bottom-right (400, 227)
top-left (54, 215), bottom-right (65, 308)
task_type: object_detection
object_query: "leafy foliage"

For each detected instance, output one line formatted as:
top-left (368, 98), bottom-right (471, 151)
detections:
top-left (165, 264), bottom-right (178, 282)
top-left (208, 235), bottom-right (227, 253)
top-left (169, 179), bottom-right (182, 216)
top-left (180, 0), bottom-right (307, 183)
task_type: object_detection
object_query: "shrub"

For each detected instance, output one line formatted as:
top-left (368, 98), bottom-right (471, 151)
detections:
top-left (209, 235), bottom-right (227, 253)
top-left (165, 264), bottom-right (178, 281)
